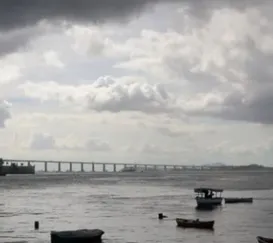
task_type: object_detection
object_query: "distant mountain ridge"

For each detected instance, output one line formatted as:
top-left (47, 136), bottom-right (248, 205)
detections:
top-left (202, 163), bottom-right (271, 168)
top-left (203, 162), bottom-right (226, 167)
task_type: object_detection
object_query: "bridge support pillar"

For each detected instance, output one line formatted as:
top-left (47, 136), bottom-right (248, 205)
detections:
top-left (81, 163), bottom-right (84, 172)
top-left (44, 162), bottom-right (48, 172)
top-left (58, 162), bottom-right (61, 172)
top-left (113, 164), bottom-right (116, 172)
top-left (154, 165), bottom-right (157, 170)
top-left (103, 164), bottom-right (106, 172)
top-left (69, 162), bottom-right (72, 172)
top-left (164, 165), bottom-right (167, 171)
top-left (144, 165), bottom-right (148, 171)
top-left (92, 163), bottom-right (95, 172)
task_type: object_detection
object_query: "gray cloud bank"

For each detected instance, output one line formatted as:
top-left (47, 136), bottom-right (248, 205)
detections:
top-left (0, 0), bottom-right (266, 57)
top-left (0, 0), bottom-right (266, 31)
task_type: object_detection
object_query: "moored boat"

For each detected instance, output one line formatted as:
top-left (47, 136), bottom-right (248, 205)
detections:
top-left (0, 158), bottom-right (35, 175)
top-left (257, 236), bottom-right (273, 243)
top-left (176, 218), bottom-right (214, 230)
top-left (51, 229), bottom-right (104, 243)
top-left (225, 197), bottom-right (253, 204)
top-left (194, 188), bottom-right (223, 208)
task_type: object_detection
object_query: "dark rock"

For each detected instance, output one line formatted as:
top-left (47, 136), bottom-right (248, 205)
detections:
top-left (50, 229), bottom-right (104, 243)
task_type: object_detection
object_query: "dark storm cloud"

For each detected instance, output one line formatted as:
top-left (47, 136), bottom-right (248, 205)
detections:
top-left (0, 0), bottom-right (158, 31)
top-left (1, 0), bottom-right (157, 56)
top-left (0, 0), bottom-right (265, 56)
top-left (0, 26), bottom-right (41, 56)
top-left (0, 0), bottom-right (265, 32)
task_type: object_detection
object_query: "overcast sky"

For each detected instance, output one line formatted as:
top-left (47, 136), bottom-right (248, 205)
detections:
top-left (1, 0), bottom-right (273, 166)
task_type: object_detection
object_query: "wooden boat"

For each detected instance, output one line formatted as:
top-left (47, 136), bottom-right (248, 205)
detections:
top-left (225, 197), bottom-right (253, 204)
top-left (50, 229), bottom-right (104, 243)
top-left (257, 236), bottom-right (273, 243)
top-left (194, 188), bottom-right (223, 208)
top-left (176, 218), bottom-right (214, 230)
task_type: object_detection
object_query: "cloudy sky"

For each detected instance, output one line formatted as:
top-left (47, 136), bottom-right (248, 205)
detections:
top-left (1, 0), bottom-right (273, 166)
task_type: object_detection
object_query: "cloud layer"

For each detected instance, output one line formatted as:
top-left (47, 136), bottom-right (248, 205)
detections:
top-left (0, 0), bottom-right (267, 32)
top-left (1, 1), bottom-right (273, 165)
top-left (16, 6), bottom-right (273, 125)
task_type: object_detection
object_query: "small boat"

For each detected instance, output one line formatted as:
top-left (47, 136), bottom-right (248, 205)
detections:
top-left (194, 188), bottom-right (223, 208)
top-left (225, 197), bottom-right (253, 204)
top-left (257, 236), bottom-right (273, 243)
top-left (50, 229), bottom-right (104, 243)
top-left (176, 218), bottom-right (214, 230)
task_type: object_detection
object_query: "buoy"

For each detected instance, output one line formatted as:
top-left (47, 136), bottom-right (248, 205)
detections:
top-left (158, 213), bottom-right (168, 220)
top-left (34, 221), bottom-right (39, 230)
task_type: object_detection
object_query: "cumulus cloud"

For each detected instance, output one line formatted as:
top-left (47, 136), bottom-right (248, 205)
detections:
top-left (0, 100), bottom-right (11, 128)
top-left (19, 76), bottom-right (177, 114)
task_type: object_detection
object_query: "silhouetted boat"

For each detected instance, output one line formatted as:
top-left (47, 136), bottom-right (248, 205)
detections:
top-left (0, 158), bottom-right (35, 175)
top-left (257, 236), bottom-right (273, 243)
top-left (225, 197), bottom-right (253, 204)
top-left (0, 158), bottom-right (6, 176)
top-left (176, 218), bottom-right (214, 230)
top-left (51, 229), bottom-right (104, 243)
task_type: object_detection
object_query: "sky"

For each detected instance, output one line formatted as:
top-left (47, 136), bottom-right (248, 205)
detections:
top-left (1, 0), bottom-right (273, 166)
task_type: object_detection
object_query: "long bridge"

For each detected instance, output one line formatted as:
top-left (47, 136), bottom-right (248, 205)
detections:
top-left (1, 158), bottom-right (227, 173)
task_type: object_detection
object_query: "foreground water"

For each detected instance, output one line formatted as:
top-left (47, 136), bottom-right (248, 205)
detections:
top-left (1, 170), bottom-right (273, 243)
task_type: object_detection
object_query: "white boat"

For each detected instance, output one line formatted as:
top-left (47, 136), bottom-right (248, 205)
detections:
top-left (194, 188), bottom-right (223, 208)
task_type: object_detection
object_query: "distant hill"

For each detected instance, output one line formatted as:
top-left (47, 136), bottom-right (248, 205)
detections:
top-left (203, 162), bottom-right (226, 167)
top-left (202, 163), bottom-right (271, 170)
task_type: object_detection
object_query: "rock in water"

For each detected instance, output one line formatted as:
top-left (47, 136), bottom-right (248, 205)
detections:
top-left (50, 229), bottom-right (104, 243)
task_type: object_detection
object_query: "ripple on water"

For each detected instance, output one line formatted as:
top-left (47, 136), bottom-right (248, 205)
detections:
top-left (1, 171), bottom-right (273, 243)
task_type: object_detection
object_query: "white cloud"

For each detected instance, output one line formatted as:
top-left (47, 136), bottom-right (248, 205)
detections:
top-left (29, 133), bottom-right (56, 150)
top-left (0, 100), bottom-right (11, 128)
top-left (64, 25), bottom-right (111, 56)
top-left (19, 76), bottom-right (177, 115)
top-left (0, 64), bottom-right (21, 84)
top-left (43, 50), bottom-right (64, 68)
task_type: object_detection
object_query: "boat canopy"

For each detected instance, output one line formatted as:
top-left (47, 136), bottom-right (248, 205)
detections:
top-left (194, 188), bottom-right (223, 193)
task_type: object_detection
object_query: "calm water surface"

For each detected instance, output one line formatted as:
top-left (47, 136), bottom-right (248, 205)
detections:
top-left (1, 171), bottom-right (273, 243)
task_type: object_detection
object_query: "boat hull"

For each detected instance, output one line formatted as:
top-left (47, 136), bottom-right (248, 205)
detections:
top-left (196, 197), bottom-right (222, 207)
top-left (225, 197), bottom-right (253, 204)
top-left (257, 236), bottom-right (273, 243)
top-left (51, 229), bottom-right (104, 243)
top-left (176, 218), bottom-right (214, 230)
